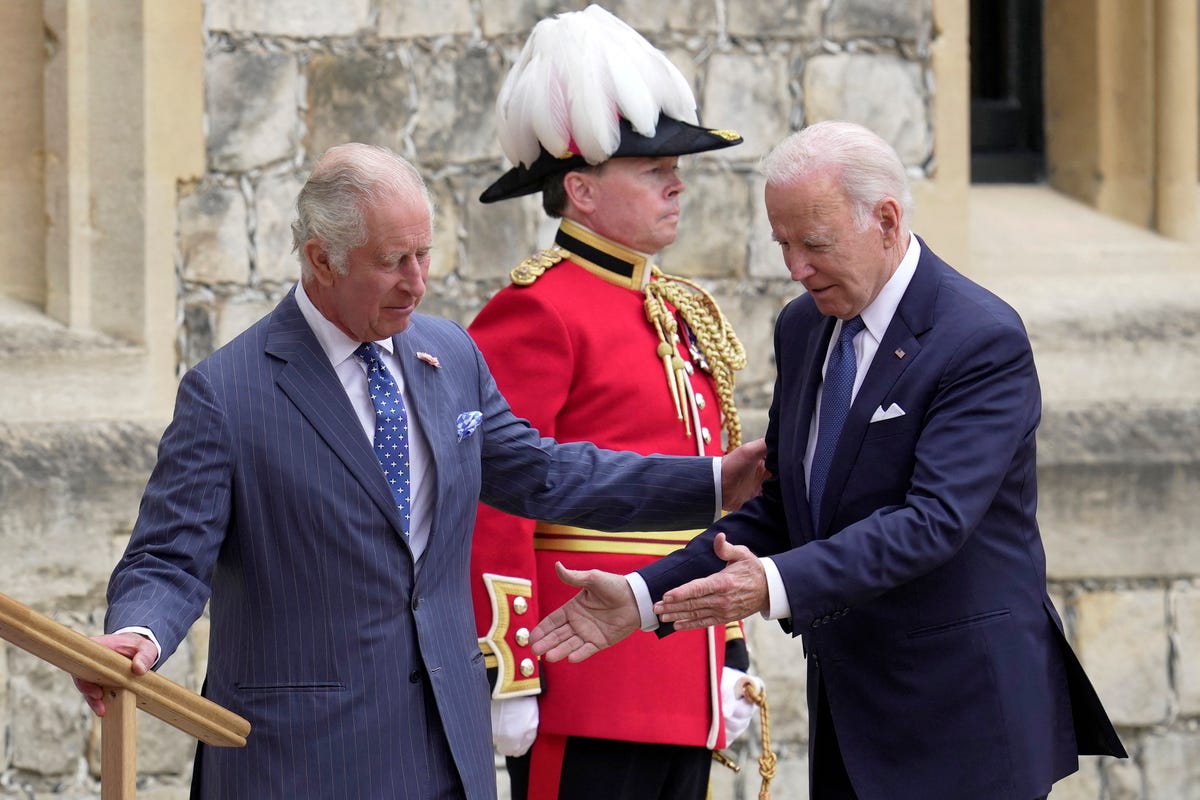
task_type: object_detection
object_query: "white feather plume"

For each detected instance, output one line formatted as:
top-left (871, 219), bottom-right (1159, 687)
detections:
top-left (495, 4), bottom-right (699, 168)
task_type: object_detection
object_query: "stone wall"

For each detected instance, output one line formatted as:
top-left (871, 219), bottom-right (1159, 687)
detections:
top-left (2, 1), bottom-right (1196, 798)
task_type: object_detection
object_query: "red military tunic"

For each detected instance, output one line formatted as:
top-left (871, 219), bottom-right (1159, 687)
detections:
top-left (468, 220), bottom-right (746, 756)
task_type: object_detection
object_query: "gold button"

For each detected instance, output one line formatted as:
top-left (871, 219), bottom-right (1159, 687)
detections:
top-left (515, 627), bottom-right (530, 647)
top-left (520, 658), bottom-right (535, 677)
top-left (684, 362), bottom-right (695, 375)
top-left (513, 597), bottom-right (528, 615)
top-left (694, 393), bottom-right (706, 409)
top-left (701, 427), bottom-right (712, 445)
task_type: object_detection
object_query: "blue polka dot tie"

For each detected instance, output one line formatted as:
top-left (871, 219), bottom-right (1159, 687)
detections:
top-left (810, 316), bottom-right (865, 530)
top-left (354, 342), bottom-right (411, 535)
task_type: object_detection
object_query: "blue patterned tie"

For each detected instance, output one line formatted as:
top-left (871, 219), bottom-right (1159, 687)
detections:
top-left (354, 342), bottom-right (411, 535)
top-left (809, 316), bottom-right (865, 529)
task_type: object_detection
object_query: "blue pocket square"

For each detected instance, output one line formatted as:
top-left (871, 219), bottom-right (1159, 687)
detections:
top-left (456, 410), bottom-right (483, 442)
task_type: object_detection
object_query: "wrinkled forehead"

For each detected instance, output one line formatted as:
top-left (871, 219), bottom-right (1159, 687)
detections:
top-left (766, 170), bottom-right (852, 222)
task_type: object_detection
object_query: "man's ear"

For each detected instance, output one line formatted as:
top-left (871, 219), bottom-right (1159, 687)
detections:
top-left (304, 239), bottom-right (336, 285)
top-left (876, 197), bottom-right (902, 248)
top-left (562, 171), bottom-right (596, 214)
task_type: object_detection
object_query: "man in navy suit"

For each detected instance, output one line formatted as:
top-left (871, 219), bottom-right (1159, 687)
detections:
top-left (73, 142), bottom-right (764, 799)
top-left (532, 121), bottom-right (1127, 799)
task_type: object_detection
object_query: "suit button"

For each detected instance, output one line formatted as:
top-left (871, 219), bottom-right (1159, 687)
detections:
top-left (411, 595), bottom-right (420, 611)
top-left (694, 392), bottom-right (706, 410)
top-left (701, 427), bottom-right (712, 445)
top-left (409, 670), bottom-right (421, 683)
top-left (520, 658), bottom-right (535, 677)
top-left (513, 596), bottom-right (528, 615)
top-left (515, 627), bottom-right (530, 647)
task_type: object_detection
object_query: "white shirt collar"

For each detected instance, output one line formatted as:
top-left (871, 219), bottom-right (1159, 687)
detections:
top-left (859, 234), bottom-right (920, 341)
top-left (294, 280), bottom-right (396, 365)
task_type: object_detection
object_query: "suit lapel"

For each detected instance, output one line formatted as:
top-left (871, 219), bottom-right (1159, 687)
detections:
top-left (265, 292), bottom-right (410, 543)
top-left (816, 240), bottom-right (941, 535)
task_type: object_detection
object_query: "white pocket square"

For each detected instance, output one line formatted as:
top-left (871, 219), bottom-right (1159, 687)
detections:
top-left (870, 403), bottom-right (906, 423)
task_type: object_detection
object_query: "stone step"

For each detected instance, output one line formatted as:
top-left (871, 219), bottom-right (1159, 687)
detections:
top-left (969, 185), bottom-right (1200, 581)
top-left (969, 185), bottom-right (1200, 412)
top-left (0, 420), bottom-right (160, 604)
top-left (0, 296), bottom-right (154, 423)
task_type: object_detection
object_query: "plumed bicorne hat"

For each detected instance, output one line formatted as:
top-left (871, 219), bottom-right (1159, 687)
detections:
top-left (480, 4), bottom-right (743, 204)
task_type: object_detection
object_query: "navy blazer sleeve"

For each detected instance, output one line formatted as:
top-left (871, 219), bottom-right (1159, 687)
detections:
top-left (640, 252), bottom-right (1043, 628)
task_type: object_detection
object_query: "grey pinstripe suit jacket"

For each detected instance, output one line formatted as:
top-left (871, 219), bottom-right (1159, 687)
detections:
top-left (105, 291), bottom-right (717, 798)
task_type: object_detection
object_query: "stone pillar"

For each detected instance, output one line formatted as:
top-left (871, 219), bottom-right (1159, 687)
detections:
top-left (0, 1), bottom-right (46, 307)
top-left (1044, 0), bottom-right (1156, 229)
top-left (43, 0), bottom-right (93, 329)
top-left (917, 0), bottom-right (970, 268)
top-left (1154, 0), bottom-right (1199, 240)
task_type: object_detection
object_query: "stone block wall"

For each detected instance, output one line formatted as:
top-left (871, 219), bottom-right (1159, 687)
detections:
top-left (2, 1), bottom-right (1195, 797)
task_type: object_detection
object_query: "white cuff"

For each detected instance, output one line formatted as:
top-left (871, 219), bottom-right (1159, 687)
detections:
top-left (759, 557), bottom-right (792, 620)
top-left (625, 572), bottom-right (660, 632)
top-left (712, 456), bottom-right (722, 521)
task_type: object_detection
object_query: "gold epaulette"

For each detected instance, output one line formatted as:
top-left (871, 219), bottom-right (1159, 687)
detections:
top-left (510, 246), bottom-right (566, 286)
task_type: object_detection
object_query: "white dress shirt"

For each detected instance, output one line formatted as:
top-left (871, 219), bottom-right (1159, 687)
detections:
top-left (294, 281), bottom-right (435, 563)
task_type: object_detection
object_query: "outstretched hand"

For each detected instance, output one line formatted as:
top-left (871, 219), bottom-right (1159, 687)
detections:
top-left (530, 562), bottom-right (640, 663)
top-left (654, 533), bottom-right (768, 630)
top-left (721, 438), bottom-right (768, 511)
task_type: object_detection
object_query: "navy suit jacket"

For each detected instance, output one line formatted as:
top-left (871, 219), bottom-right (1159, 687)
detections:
top-left (105, 291), bottom-right (717, 799)
top-left (641, 239), bottom-right (1125, 800)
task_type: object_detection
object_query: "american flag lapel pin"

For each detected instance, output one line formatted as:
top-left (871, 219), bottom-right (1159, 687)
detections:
top-left (416, 351), bottom-right (441, 368)
top-left (894, 349), bottom-right (906, 359)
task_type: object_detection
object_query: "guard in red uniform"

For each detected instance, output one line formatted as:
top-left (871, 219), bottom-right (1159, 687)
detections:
top-left (468, 6), bottom-right (761, 799)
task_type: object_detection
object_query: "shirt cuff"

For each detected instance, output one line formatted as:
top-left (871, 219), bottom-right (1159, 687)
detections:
top-left (712, 456), bottom-right (722, 521)
top-left (112, 626), bottom-right (162, 668)
top-left (759, 557), bottom-right (792, 620)
top-left (625, 572), bottom-right (660, 632)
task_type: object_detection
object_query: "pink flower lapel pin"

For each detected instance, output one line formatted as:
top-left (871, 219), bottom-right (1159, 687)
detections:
top-left (416, 351), bottom-right (441, 369)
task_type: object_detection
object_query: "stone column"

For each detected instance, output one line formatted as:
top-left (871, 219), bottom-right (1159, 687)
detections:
top-left (1154, 0), bottom-right (1199, 241)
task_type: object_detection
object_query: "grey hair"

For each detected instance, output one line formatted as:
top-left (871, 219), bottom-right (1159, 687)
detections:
top-left (292, 143), bottom-right (436, 279)
top-left (760, 121), bottom-right (913, 235)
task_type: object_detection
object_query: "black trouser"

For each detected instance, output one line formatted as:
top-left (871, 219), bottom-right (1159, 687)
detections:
top-left (507, 736), bottom-right (711, 800)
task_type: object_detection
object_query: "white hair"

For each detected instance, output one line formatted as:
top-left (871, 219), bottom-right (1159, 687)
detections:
top-left (291, 143), bottom-right (435, 279)
top-left (760, 121), bottom-right (913, 234)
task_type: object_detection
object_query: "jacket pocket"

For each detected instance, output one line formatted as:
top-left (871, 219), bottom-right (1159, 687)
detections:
top-left (235, 681), bottom-right (345, 693)
top-left (906, 609), bottom-right (1011, 639)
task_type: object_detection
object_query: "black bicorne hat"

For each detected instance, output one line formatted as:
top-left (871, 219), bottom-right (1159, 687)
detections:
top-left (480, 115), bottom-right (743, 204)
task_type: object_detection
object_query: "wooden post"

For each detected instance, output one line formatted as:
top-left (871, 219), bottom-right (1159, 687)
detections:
top-left (101, 687), bottom-right (138, 800)
top-left (0, 592), bottom-right (249, 796)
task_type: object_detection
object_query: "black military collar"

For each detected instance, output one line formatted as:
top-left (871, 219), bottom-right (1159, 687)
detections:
top-left (554, 220), bottom-right (651, 290)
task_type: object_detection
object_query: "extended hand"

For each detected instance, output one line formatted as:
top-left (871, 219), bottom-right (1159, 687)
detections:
top-left (654, 533), bottom-right (768, 630)
top-left (530, 562), bottom-right (639, 663)
top-left (73, 632), bottom-right (157, 716)
top-left (720, 438), bottom-right (768, 511)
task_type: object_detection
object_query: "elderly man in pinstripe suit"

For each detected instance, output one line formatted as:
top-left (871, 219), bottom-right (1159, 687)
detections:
top-left (74, 143), bottom-right (765, 799)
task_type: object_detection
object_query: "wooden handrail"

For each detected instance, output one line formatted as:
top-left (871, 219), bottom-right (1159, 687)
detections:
top-left (0, 591), bottom-right (249, 747)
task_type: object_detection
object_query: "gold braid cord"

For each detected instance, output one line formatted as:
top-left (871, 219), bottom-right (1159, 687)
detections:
top-left (710, 680), bottom-right (776, 799)
top-left (643, 267), bottom-right (746, 448)
top-left (744, 680), bottom-right (777, 800)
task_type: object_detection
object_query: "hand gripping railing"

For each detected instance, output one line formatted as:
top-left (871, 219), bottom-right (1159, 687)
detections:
top-left (0, 592), bottom-right (249, 798)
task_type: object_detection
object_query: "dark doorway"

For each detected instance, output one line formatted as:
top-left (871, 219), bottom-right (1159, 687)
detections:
top-left (970, 0), bottom-right (1045, 182)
